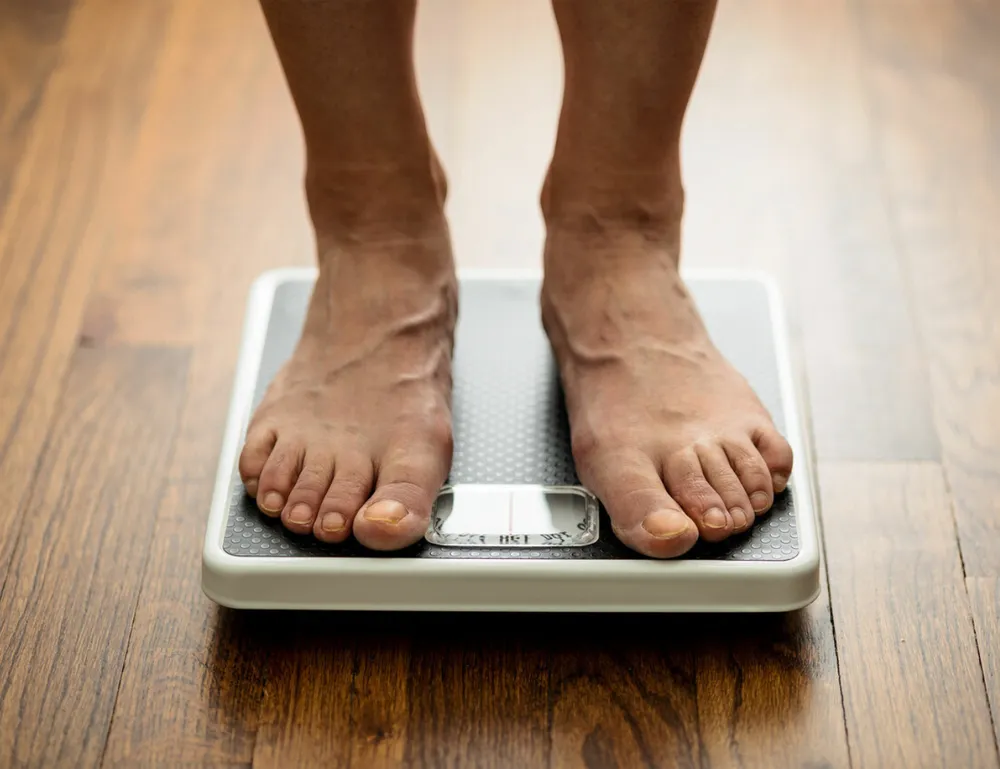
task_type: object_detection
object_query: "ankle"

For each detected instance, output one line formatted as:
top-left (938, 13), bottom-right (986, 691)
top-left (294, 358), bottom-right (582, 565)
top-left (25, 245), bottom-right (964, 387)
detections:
top-left (540, 160), bottom-right (684, 241)
top-left (305, 148), bottom-right (448, 240)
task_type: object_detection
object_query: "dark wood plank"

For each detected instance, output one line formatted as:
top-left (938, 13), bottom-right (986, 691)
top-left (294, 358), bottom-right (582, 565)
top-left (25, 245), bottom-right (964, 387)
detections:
top-left (822, 462), bottom-right (998, 768)
top-left (0, 347), bottom-right (189, 768)
top-left (0, 0), bottom-right (170, 588)
top-left (548, 628), bottom-right (699, 769)
top-left (350, 640), bottom-right (411, 767)
top-left (851, 0), bottom-right (1000, 577)
top-left (252, 616), bottom-right (356, 769)
top-left (547, 588), bottom-right (848, 769)
top-left (403, 623), bottom-right (549, 768)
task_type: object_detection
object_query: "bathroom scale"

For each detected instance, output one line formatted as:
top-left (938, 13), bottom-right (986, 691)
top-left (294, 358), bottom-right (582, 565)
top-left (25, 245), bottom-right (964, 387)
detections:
top-left (202, 268), bottom-right (821, 612)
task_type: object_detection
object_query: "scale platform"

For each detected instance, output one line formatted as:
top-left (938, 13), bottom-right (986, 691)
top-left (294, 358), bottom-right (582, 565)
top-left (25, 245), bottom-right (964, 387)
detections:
top-left (202, 268), bottom-right (820, 612)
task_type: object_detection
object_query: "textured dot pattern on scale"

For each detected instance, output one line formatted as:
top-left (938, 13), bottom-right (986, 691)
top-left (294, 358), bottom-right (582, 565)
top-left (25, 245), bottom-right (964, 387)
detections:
top-left (223, 278), bottom-right (801, 561)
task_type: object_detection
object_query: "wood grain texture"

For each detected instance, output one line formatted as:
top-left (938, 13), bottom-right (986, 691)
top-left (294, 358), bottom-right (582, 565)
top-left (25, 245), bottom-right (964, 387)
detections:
top-left (100, 482), bottom-right (266, 769)
top-left (101, 4), bottom-right (307, 765)
top-left (403, 619), bottom-right (550, 768)
top-left (81, 0), bottom-right (305, 349)
top-left (853, 2), bottom-right (1000, 737)
top-left (252, 616), bottom-right (356, 768)
top-left (0, 347), bottom-right (189, 768)
top-left (0, 0), bottom-right (75, 208)
top-left (852, 0), bottom-right (1000, 577)
top-left (968, 579), bottom-right (1000, 750)
top-left (684, 0), bottom-right (940, 462)
top-left (350, 637), bottom-right (412, 767)
top-left (548, 593), bottom-right (848, 769)
top-left (0, 0), bottom-right (168, 587)
top-left (822, 462), bottom-right (998, 769)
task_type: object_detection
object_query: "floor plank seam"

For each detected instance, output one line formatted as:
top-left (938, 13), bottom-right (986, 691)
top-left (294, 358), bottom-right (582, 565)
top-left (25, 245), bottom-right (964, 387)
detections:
top-left (97, 350), bottom-right (193, 769)
top-left (797, 354), bottom-right (855, 769)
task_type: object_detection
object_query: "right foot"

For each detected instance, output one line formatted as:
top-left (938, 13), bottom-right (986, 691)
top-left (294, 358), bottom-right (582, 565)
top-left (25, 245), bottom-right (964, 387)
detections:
top-left (238, 216), bottom-right (456, 550)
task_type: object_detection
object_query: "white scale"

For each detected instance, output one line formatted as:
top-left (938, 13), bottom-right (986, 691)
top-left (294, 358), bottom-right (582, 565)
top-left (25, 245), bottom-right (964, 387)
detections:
top-left (202, 268), bottom-right (820, 612)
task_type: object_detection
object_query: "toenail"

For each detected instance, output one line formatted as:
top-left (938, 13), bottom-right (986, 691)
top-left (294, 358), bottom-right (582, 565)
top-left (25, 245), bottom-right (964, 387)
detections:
top-left (321, 512), bottom-right (346, 533)
top-left (750, 492), bottom-right (770, 512)
top-left (730, 508), bottom-right (748, 529)
top-left (260, 491), bottom-right (284, 513)
top-left (703, 508), bottom-right (728, 529)
top-left (773, 474), bottom-right (788, 492)
top-left (288, 504), bottom-right (312, 525)
top-left (244, 478), bottom-right (258, 497)
top-left (641, 510), bottom-right (693, 539)
top-left (364, 500), bottom-right (408, 525)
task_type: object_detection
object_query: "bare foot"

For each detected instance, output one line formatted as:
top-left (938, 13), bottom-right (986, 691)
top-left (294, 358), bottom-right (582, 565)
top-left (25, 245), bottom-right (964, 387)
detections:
top-left (542, 220), bottom-right (794, 559)
top-left (238, 216), bottom-right (456, 550)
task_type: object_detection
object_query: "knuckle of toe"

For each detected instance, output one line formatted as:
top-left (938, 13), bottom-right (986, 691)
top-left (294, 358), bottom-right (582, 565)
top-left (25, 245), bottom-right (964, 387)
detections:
top-left (733, 454), bottom-right (767, 478)
top-left (717, 479), bottom-right (748, 500)
top-left (293, 478), bottom-right (327, 499)
top-left (673, 480), bottom-right (716, 506)
top-left (328, 476), bottom-right (371, 502)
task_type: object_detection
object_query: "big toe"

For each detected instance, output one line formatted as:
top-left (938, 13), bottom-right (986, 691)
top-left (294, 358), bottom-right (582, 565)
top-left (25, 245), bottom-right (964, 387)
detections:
top-left (354, 498), bottom-right (425, 550)
top-left (352, 443), bottom-right (450, 551)
top-left (578, 447), bottom-right (699, 559)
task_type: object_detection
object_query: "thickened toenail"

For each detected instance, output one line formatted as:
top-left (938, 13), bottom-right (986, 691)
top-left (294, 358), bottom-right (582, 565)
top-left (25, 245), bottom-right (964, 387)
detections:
top-left (730, 508), bottom-right (748, 529)
top-left (321, 512), bottom-right (346, 533)
top-left (244, 478), bottom-right (258, 497)
top-left (750, 492), bottom-right (770, 512)
top-left (641, 510), bottom-right (692, 539)
top-left (288, 504), bottom-right (312, 525)
top-left (773, 474), bottom-right (788, 492)
top-left (365, 500), bottom-right (408, 525)
top-left (703, 508), bottom-right (728, 529)
top-left (260, 492), bottom-right (284, 513)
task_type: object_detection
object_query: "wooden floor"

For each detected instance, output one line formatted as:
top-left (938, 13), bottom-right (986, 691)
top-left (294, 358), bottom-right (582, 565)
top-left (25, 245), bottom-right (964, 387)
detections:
top-left (1, 0), bottom-right (998, 766)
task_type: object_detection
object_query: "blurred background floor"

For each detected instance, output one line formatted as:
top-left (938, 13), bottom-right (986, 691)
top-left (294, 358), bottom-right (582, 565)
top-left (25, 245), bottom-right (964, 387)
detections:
top-left (1, 0), bottom-right (998, 766)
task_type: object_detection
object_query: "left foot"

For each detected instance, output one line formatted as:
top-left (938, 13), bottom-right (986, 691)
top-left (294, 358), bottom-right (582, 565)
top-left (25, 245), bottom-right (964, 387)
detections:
top-left (542, 216), bottom-right (794, 558)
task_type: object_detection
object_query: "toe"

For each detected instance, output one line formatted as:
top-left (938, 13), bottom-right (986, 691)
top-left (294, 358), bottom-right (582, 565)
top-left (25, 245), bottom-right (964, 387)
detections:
top-left (696, 444), bottom-right (754, 534)
top-left (313, 455), bottom-right (374, 543)
top-left (724, 438), bottom-right (775, 514)
top-left (280, 452), bottom-right (335, 534)
top-left (754, 427), bottom-right (794, 493)
top-left (577, 447), bottom-right (699, 558)
top-left (255, 440), bottom-right (304, 518)
top-left (662, 449), bottom-right (735, 542)
top-left (238, 425), bottom-right (276, 498)
top-left (352, 441), bottom-right (450, 551)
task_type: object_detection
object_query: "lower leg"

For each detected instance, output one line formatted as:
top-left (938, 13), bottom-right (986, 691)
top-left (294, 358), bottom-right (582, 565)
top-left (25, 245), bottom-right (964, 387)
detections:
top-left (544, 0), bottom-right (793, 558)
top-left (240, 0), bottom-right (456, 549)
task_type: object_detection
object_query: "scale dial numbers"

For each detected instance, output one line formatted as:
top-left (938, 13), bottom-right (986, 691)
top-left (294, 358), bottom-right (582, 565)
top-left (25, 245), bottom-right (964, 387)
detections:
top-left (426, 485), bottom-right (599, 548)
